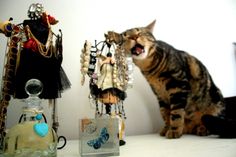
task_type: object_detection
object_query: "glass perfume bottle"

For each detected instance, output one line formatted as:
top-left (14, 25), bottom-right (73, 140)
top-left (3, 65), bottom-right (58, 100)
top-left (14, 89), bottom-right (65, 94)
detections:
top-left (3, 79), bottom-right (57, 157)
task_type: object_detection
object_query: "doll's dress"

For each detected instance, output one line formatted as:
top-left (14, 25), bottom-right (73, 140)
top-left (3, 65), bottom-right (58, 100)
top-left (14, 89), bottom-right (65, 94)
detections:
top-left (97, 61), bottom-right (119, 91)
top-left (96, 60), bottom-right (126, 103)
top-left (14, 19), bottom-right (70, 99)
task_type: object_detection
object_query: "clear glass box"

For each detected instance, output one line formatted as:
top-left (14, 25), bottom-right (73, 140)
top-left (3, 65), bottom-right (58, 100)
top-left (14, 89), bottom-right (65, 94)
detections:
top-left (79, 117), bottom-right (119, 157)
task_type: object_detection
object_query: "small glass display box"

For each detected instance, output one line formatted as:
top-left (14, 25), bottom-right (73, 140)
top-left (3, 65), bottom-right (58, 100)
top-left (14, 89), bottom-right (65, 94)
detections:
top-left (79, 117), bottom-right (119, 157)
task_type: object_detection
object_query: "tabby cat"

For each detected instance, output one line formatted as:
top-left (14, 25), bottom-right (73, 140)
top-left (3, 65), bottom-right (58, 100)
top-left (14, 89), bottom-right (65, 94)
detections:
top-left (105, 20), bottom-right (227, 138)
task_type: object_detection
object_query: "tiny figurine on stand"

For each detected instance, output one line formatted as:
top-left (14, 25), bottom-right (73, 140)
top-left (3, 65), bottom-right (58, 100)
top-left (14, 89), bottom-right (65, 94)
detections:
top-left (0, 3), bottom-right (70, 152)
top-left (81, 35), bottom-right (134, 146)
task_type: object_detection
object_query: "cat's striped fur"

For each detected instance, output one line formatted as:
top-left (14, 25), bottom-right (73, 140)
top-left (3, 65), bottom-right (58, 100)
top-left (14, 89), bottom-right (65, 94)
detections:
top-left (106, 20), bottom-right (225, 138)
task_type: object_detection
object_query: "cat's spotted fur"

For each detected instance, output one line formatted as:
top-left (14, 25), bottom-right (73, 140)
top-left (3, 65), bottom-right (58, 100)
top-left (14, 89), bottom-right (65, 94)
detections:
top-left (106, 20), bottom-right (225, 138)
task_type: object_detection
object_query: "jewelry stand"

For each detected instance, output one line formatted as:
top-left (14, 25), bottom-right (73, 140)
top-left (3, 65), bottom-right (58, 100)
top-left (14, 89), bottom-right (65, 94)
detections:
top-left (81, 37), bottom-right (134, 150)
top-left (0, 3), bottom-right (70, 151)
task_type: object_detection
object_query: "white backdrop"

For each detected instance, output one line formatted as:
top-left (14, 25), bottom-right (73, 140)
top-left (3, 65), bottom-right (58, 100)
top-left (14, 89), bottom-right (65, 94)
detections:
top-left (0, 0), bottom-right (236, 140)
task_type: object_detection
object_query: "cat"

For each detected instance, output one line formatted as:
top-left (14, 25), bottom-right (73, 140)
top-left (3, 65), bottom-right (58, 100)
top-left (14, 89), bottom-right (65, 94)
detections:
top-left (105, 20), bottom-right (228, 138)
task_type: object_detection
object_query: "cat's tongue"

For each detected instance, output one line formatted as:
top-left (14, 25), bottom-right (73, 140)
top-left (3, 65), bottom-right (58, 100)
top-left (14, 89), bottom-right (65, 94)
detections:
top-left (135, 47), bottom-right (143, 54)
top-left (132, 44), bottom-right (144, 55)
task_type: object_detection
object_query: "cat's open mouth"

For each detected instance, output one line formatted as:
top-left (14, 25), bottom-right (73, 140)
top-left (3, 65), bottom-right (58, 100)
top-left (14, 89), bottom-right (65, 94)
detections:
top-left (131, 44), bottom-right (145, 56)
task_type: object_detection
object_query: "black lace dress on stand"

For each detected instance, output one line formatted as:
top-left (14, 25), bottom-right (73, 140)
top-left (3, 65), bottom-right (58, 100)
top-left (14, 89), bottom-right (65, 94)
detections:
top-left (14, 19), bottom-right (71, 99)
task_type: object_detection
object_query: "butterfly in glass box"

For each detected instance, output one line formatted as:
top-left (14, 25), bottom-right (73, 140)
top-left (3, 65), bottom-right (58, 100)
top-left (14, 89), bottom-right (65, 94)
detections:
top-left (87, 127), bottom-right (110, 149)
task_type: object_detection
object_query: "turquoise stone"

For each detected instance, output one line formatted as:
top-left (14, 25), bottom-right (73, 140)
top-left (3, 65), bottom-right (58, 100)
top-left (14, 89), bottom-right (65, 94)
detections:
top-left (33, 122), bottom-right (49, 137)
top-left (35, 114), bottom-right (43, 120)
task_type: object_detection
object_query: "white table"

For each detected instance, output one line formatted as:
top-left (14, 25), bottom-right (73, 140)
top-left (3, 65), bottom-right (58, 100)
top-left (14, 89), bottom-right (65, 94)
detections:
top-left (58, 134), bottom-right (236, 157)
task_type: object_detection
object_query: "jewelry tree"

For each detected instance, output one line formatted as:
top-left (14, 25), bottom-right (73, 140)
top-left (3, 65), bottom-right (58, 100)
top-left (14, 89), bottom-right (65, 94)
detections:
top-left (0, 3), bottom-right (70, 152)
top-left (81, 36), bottom-right (134, 146)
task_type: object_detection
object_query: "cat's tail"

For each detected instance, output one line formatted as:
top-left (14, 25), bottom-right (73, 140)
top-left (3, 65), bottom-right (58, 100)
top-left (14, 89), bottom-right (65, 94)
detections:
top-left (202, 115), bottom-right (236, 138)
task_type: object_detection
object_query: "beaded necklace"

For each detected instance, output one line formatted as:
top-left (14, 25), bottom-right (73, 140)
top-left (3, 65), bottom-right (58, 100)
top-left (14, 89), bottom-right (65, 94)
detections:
top-left (25, 14), bottom-right (53, 58)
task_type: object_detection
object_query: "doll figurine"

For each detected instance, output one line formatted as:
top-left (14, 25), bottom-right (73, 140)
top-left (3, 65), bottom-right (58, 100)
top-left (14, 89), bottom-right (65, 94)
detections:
top-left (97, 52), bottom-right (125, 114)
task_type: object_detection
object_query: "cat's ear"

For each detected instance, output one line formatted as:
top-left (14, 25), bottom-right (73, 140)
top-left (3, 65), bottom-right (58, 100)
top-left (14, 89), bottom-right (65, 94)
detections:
top-left (146, 20), bottom-right (156, 32)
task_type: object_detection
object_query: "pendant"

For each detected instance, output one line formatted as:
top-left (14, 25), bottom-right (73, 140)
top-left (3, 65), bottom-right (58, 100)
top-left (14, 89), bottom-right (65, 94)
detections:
top-left (33, 122), bottom-right (49, 137)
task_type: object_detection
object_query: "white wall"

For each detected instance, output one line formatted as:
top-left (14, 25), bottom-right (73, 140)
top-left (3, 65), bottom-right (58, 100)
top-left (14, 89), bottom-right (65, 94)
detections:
top-left (0, 0), bottom-right (236, 140)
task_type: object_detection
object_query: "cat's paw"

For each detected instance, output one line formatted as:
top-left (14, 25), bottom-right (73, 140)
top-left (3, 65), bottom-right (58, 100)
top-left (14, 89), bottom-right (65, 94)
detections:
top-left (165, 128), bottom-right (183, 138)
top-left (196, 125), bottom-right (209, 136)
top-left (160, 126), bottom-right (169, 136)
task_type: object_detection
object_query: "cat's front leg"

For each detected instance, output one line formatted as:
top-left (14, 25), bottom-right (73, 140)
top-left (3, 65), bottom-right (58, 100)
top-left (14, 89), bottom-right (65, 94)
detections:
top-left (159, 101), bottom-right (170, 136)
top-left (166, 108), bottom-right (185, 138)
top-left (159, 107), bottom-right (170, 136)
top-left (165, 92), bottom-right (187, 138)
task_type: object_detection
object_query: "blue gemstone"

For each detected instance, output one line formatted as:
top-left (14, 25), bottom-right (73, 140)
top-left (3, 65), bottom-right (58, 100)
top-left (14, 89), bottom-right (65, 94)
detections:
top-left (6, 24), bottom-right (12, 31)
top-left (34, 122), bottom-right (49, 137)
top-left (35, 114), bottom-right (43, 120)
